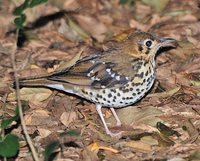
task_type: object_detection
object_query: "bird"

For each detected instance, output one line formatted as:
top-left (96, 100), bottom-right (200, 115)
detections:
top-left (15, 30), bottom-right (177, 137)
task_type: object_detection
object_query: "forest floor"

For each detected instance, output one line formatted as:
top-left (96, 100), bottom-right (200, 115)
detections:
top-left (0, 0), bottom-right (200, 160)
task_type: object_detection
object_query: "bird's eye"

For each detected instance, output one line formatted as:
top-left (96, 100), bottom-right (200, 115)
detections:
top-left (144, 39), bottom-right (153, 48)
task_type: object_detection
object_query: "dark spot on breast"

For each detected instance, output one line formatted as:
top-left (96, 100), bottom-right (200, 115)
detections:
top-left (112, 99), bottom-right (116, 102)
top-left (110, 89), bottom-right (116, 93)
top-left (147, 81), bottom-right (152, 86)
top-left (82, 90), bottom-right (88, 94)
top-left (107, 100), bottom-right (111, 103)
top-left (142, 79), bottom-right (146, 84)
top-left (97, 94), bottom-right (102, 98)
top-left (136, 72), bottom-right (144, 78)
top-left (136, 88), bottom-right (140, 92)
top-left (103, 98), bottom-right (107, 101)
top-left (122, 97), bottom-right (126, 100)
top-left (123, 89), bottom-right (130, 93)
top-left (148, 66), bottom-right (151, 71)
top-left (137, 92), bottom-right (141, 95)
top-left (102, 90), bottom-right (106, 94)
top-left (138, 61), bottom-right (143, 66)
top-left (132, 82), bottom-right (141, 86)
top-left (132, 93), bottom-right (136, 96)
top-left (145, 70), bottom-right (149, 76)
top-left (120, 101), bottom-right (123, 104)
top-left (108, 93), bottom-right (112, 98)
top-left (147, 77), bottom-right (150, 82)
top-left (117, 93), bottom-right (121, 96)
top-left (129, 87), bottom-right (133, 91)
top-left (144, 61), bottom-right (148, 66)
top-left (89, 92), bottom-right (93, 96)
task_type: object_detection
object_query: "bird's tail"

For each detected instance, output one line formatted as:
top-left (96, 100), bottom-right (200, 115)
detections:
top-left (13, 74), bottom-right (54, 88)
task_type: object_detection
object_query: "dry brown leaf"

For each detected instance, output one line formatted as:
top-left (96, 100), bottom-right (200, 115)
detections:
top-left (148, 86), bottom-right (181, 98)
top-left (60, 111), bottom-right (77, 127)
top-left (182, 119), bottom-right (199, 143)
top-left (74, 15), bottom-right (107, 42)
top-left (107, 106), bottom-right (163, 127)
top-left (82, 147), bottom-right (99, 161)
top-left (55, 48), bottom-right (83, 72)
top-left (58, 19), bottom-right (82, 41)
top-left (7, 88), bottom-right (52, 102)
top-left (141, 136), bottom-right (159, 146)
top-left (37, 128), bottom-right (51, 138)
top-left (87, 142), bottom-right (119, 153)
top-left (24, 109), bottom-right (55, 127)
top-left (125, 140), bottom-right (152, 152)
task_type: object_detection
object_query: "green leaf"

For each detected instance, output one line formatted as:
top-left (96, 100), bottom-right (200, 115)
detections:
top-left (13, 0), bottom-right (30, 15)
top-left (0, 134), bottom-right (19, 157)
top-left (119, 0), bottom-right (129, 4)
top-left (60, 130), bottom-right (80, 137)
top-left (189, 150), bottom-right (200, 160)
top-left (29, 0), bottom-right (48, 8)
top-left (119, 0), bottom-right (135, 5)
top-left (44, 141), bottom-right (60, 161)
top-left (0, 107), bottom-right (19, 129)
top-left (142, 0), bottom-right (169, 12)
top-left (14, 14), bottom-right (26, 29)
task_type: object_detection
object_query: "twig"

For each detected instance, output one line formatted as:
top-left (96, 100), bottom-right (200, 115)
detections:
top-left (11, 29), bottom-right (40, 161)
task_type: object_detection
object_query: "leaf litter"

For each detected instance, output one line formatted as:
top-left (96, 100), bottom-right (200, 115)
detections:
top-left (0, 0), bottom-right (200, 160)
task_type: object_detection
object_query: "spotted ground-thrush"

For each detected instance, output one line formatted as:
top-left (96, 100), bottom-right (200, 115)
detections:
top-left (15, 30), bottom-right (177, 137)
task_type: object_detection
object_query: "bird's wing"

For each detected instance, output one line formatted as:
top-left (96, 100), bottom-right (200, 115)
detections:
top-left (47, 49), bottom-right (133, 89)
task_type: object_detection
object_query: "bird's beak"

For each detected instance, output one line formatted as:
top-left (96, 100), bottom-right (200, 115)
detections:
top-left (159, 37), bottom-right (178, 48)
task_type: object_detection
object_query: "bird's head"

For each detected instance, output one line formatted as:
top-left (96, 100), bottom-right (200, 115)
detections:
top-left (118, 30), bottom-right (178, 60)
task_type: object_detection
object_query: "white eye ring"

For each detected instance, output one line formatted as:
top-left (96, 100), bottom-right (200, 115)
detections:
top-left (144, 39), bottom-right (154, 48)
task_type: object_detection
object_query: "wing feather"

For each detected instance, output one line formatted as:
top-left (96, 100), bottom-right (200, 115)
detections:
top-left (47, 51), bottom-right (130, 89)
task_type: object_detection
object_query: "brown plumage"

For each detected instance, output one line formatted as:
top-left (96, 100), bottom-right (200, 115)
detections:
top-left (16, 30), bottom-right (177, 137)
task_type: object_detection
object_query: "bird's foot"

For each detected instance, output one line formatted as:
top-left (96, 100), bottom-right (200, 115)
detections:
top-left (115, 120), bottom-right (122, 127)
top-left (106, 129), bottom-right (124, 138)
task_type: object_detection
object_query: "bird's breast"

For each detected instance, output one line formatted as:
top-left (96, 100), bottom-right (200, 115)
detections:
top-left (79, 69), bottom-right (155, 108)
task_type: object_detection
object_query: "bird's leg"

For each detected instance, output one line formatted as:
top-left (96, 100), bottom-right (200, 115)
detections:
top-left (110, 107), bottom-right (122, 126)
top-left (96, 104), bottom-right (123, 137)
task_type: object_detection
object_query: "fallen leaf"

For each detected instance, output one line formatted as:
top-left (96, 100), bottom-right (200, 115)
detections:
top-left (82, 147), bottom-right (99, 161)
top-left (8, 88), bottom-right (52, 102)
top-left (68, 18), bottom-right (90, 40)
top-left (74, 15), bottom-right (107, 42)
top-left (142, 0), bottom-right (169, 12)
top-left (148, 86), bottom-right (181, 98)
top-left (37, 128), bottom-right (51, 138)
top-left (125, 140), bottom-right (152, 152)
top-left (87, 142), bottom-right (119, 153)
top-left (141, 136), bottom-right (158, 146)
top-left (60, 111), bottom-right (77, 127)
top-left (107, 106), bottom-right (163, 127)
top-left (182, 119), bottom-right (199, 143)
top-left (55, 48), bottom-right (83, 72)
